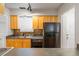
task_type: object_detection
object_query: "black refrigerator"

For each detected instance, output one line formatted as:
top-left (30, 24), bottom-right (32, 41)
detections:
top-left (43, 23), bottom-right (60, 48)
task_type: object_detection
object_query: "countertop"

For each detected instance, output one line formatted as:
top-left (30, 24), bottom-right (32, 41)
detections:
top-left (6, 36), bottom-right (44, 39)
top-left (2, 48), bottom-right (79, 56)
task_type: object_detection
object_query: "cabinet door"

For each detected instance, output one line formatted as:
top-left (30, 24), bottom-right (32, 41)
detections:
top-left (53, 16), bottom-right (57, 22)
top-left (56, 16), bottom-right (59, 23)
top-left (38, 16), bottom-right (44, 29)
top-left (44, 16), bottom-right (48, 22)
top-left (6, 39), bottom-right (13, 48)
top-left (44, 16), bottom-right (51, 22)
top-left (17, 39), bottom-right (22, 48)
top-left (22, 39), bottom-right (31, 48)
top-left (50, 16), bottom-right (54, 22)
top-left (0, 3), bottom-right (5, 15)
top-left (10, 15), bottom-right (18, 29)
top-left (50, 16), bottom-right (59, 23)
top-left (33, 16), bottom-right (39, 29)
top-left (53, 16), bottom-right (58, 22)
top-left (47, 16), bottom-right (51, 22)
top-left (13, 39), bottom-right (22, 48)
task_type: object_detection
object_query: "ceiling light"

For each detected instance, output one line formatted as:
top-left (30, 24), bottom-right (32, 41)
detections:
top-left (27, 3), bottom-right (32, 12)
top-left (19, 7), bottom-right (26, 9)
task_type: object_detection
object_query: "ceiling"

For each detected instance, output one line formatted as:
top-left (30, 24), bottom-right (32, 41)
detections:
top-left (5, 3), bottom-right (62, 11)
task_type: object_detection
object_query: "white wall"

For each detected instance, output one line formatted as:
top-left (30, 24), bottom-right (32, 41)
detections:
top-left (10, 9), bottom-right (58, 16)
top-left (75, 4), bottom-right (79, 44)
top-left (0, 6), bottom-right (13, 47)
top-left (4, 8), bottom-right (13, 36)
top-left (58, 3), bottom-right (76, 48)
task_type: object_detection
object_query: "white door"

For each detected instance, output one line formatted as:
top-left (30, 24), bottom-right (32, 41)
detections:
top-left (61, 8), bottom-right (76, 48)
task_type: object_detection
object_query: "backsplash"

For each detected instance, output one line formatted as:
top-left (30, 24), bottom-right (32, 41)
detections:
top-left (12, 29), bottom-right (43, 36)
top-left (33, 29), bottom-right (43, 36)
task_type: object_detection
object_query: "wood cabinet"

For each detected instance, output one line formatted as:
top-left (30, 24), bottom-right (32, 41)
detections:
top-left (51, 16), bottom-right (58, 23)
top-left (22, 39), bottom-right (31, 48)
top-left (33, 16), bottom-right (44, 29)
top-left (38, 16), bottom-right (44, 29)
top-left (13, 39), bottom-right (23, 48)
top-left (10, 15), bottom-right (18, 29)
top-left (6, 38), bottom-right (31, 48)
top-left (0, 3), bottom-right (5, 15)
top-left (6, 39), bottom-right (13, 48)
top-left (44, 16), bottom-right (51, 22)
top-left (33, 16), bottom-right (39, 29)
top-left (33, 16), bottom-right (59, 29)
top-left (50, 16), bottom-right (54, 22)
top-left (44, 16), bottom-right (58, 23)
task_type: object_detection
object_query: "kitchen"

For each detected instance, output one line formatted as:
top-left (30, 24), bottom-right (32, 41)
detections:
top-left (6, 3), bottom-right (60, 48)
top-left (0, 3), bottom-right (60, 48)
top-left (6, 15), bottom-right (60, 48)
top-left (0, 3), bottom-right (78, 56)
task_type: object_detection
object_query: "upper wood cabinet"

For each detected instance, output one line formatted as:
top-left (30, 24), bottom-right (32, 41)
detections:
top-left (38, 16), bottom-right (44, 29)
top-left (33, 16), bottom-right (59, 29)
top-left (44, 16), bottom-right (51, 22)
top-left (0, 3), bottom-right (5, 15)
top-left (33, 16), bottom-right (39, 29)
top-left (10, 15), bottom-right (18, 29)
top-left (44, 16), bottom-right (58, 23)
top-left (50, 16), bottom-right (58, 22)
top-left (33, 16), bottom-right (44, 29)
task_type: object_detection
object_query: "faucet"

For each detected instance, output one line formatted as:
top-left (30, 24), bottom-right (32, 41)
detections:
top-left (23, 33), bottom-right (26, 38)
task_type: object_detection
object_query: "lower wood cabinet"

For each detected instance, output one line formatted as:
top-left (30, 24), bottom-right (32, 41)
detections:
top-left (22, 39), bottom-right (31, 48)
top-left (6, 39), bottom-right (13, 48)
top-left (6, 38), bottom-right (31, 48)
top-left (13, 39), bottom-right (23, 48)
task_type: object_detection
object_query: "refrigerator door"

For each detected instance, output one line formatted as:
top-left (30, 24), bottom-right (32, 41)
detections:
top-left (44, 23), bottom-right (60, 33)
top-left (44, 23), bottom-right (60, 48)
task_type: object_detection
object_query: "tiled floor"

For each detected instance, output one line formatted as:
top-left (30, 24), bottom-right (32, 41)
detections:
top-left (3, 48), bottom-right (79, 56)
top-left (0, 48), bottom-right (11, 56)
